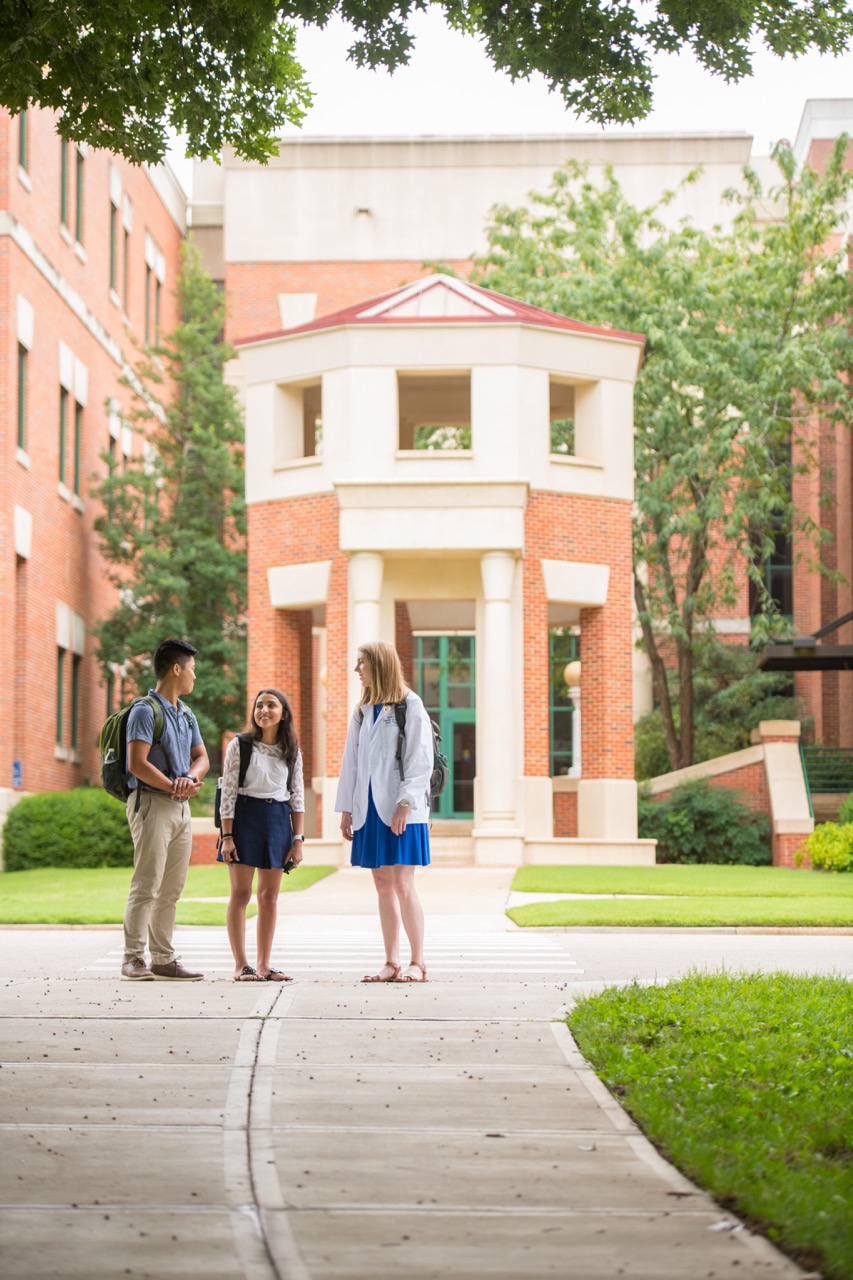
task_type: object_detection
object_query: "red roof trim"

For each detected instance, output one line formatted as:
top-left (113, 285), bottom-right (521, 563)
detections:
top-left (235, 276), bottom-right (645, 347)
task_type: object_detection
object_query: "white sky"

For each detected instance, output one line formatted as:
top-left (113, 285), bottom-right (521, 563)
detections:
top-left (170, 9), bottom-right (853, 189)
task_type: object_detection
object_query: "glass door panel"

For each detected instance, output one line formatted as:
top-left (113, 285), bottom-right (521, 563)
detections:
top-left (413, 634), bottom-right (476, 818)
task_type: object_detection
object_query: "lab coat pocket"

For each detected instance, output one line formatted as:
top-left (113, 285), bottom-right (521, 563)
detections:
top-left (376, 713), bottom-right (400, 759)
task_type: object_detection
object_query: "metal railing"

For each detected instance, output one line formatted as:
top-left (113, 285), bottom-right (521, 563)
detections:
top-left (800, 746), bottom-right (853, 798)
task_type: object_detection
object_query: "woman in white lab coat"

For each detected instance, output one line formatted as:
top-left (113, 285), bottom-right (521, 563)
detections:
top-left (336, 641), bottom-right (433, 983)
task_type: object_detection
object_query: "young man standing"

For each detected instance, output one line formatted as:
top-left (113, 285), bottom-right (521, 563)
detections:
top-left (121, 639), bottom-right (210, 981)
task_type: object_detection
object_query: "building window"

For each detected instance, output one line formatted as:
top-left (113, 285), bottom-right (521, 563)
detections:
top-left (109, 202), bottom-right (118, 292)
top-left (60, 138), bottom-right (69, 227)
top-left (122, 227), bottom-right (130, 313)
top-left (71, 655), bottom-right (82, 750)
top-left (550, 628), bottom-right (580, 776)
top-left (550, 378), bottom-right (576, 455)
top-left (75, 146), bottom-right (85, 243)
top-left (155, 277), bottom-right (162, 344)
top-left (749, 522), bottom-right (794, 621)
top-left (17, 344), bottom-right (28, 450)
top-left (145, 264), bottom-right (152, 344)
top-left (18, 111), bottom-right (28, 172)
top-left (106, 671), bottom-right (115, 717)
top-left (73, 402), bottom-right (83, 497)
top-left (56, 648), bottom-right (66, 745)
top-left (398, 372), bottom-right (472, 451)
top-left (59, 387), bottom-right (69, 484)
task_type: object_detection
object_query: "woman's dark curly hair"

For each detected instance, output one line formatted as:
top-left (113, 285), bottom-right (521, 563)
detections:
top-left (246, 688), bottom-right (298, 768)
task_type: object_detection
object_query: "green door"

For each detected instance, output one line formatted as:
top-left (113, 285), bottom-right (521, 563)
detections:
top-left (413, 635), bottom-right (476, 819)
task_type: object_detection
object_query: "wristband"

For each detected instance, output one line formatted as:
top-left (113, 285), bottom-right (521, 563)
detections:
top-left (292, 834), bottom-right (304, 842)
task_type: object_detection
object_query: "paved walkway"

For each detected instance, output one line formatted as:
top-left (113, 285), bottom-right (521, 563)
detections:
top-left (1, 868), bottom-right (839, 1279)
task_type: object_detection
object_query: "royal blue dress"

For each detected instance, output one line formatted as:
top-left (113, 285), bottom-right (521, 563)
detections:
top-left (351, 705), bottom-right (431, 869)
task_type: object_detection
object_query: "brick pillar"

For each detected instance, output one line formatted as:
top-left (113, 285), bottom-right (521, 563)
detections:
top-left (325, 551), bottom-right (351, 771)
top-left (395, 601), bottom-right (414, 685)
top-left (522, 552), bottom-right (549, 777)
top-left (579, 597), bottom-right (634, 781)
top-left (755, 721), bottom-right (814, 867)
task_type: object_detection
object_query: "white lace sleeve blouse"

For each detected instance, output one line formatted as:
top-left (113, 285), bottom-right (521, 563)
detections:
top-left (219, 736), bottom-right (304, 820)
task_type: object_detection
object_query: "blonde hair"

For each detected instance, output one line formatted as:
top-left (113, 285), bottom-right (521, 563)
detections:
top-left (358, 642), bottom-right (408, 707)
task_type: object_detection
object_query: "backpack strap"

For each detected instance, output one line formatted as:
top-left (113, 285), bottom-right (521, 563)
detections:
top-left (235, 733), bottom-right (295, 795)
top-left (132, 696), bottom-right (173, 812)
top-left (236, 734), bottom-right (254, 789)
top-left (393, 701), bottom-right (407, 783)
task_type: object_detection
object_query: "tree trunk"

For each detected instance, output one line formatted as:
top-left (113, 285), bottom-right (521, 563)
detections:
top-left (634, 576), bottom-right (682, 771)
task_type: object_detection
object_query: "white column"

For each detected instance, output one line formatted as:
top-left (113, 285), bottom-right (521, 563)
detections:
top-left (568, 686), bottom-right (581, 777)
top-left (348, 551), bottom-right (384, 705)
top-left (476, 551), bottom-right (519, 846)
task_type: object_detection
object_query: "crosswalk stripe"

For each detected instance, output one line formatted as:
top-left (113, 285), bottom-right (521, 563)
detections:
top-left (83, 927), bottom-right (584, 974)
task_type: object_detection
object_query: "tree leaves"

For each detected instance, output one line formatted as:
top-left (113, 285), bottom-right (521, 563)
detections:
top-left (475, 140), bottom-right (853, 770)
top-left (4, 2), bottom-right (853, 162)
top-left (92, 244), bottom-right (247, 753)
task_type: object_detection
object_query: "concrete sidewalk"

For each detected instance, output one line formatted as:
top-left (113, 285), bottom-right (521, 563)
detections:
top-left (0, 869), bottom-right (821, 1279)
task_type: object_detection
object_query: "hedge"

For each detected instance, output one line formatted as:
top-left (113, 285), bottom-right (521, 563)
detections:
top-left (2, 789), bottom-right (134, 870)
top-left (638, 778), bottom-right (771, 865)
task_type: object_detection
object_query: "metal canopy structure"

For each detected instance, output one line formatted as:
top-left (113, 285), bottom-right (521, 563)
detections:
top-left (759, 611), bottom-right (853, 672)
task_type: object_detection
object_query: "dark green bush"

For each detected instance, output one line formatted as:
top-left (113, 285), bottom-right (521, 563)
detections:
top-left (3, 789), bottom-right (134, 870)
top-left (638, 779), bottom-right (771, 865)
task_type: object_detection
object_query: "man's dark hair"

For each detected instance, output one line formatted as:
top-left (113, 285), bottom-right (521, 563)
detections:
top-left (153, 638), bottom-right (198, 679)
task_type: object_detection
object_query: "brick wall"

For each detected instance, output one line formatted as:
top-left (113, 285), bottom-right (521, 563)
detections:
top-left (650, 760), bottom-right (768, 814)
top-left (395, 601), bottom-right (414, 686)
top-left (1, 107), bottom-right (183, 798)
top-left (554, 788), bottom-right (578, 837)
top-left (524, 491), bottom-right (634, 784)
top-left (247, 493), bottom-right (351, 835)
top-left (225, 259), bottom-right (473, 343)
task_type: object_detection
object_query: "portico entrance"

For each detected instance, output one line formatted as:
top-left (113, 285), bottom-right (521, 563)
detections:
top-left (412, 635), bottom-right (476, 820)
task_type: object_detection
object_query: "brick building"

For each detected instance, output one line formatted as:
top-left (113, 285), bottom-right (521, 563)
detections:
top-left (234, 271), bottom-right (653, 862)
top-left (191, 104), bottom-right (853, 843)
top-left (0, 107), bottom-right (185, 820)
top-left (3, 99), bottom-right (851, 858)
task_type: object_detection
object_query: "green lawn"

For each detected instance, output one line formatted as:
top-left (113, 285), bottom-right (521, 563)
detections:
top-left (508, 865), bottom-right (853, 927)
top-left (0, 865), bottom-right (337, 926)
top-left (570, 973), bottom-right (853, 1280)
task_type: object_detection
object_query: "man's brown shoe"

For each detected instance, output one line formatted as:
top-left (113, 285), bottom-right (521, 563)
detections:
top-left (149, 958), bottom-right (203, 981)
top-left (121, 957), bottom-right (154, 981)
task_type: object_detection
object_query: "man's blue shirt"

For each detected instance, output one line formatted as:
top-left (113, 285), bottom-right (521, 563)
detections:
top-left (126, 689), bottom-right (204, 791)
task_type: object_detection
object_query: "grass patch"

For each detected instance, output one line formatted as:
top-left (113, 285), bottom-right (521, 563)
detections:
top-left (508, 865), bottom-right (853, 927)
top-left (0, 865), bottom-right (337, 926)
top-left (569, 973), bottom-right (853, 1280)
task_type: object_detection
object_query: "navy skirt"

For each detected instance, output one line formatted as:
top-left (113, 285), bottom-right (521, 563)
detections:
top-left (217, 794), bottom-right (294, 870)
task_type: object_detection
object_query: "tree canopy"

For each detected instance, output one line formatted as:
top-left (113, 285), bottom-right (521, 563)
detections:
top-left (3, 1), bottom-right (853, 164)
top-left (474, 138), bottom-right (853, 772)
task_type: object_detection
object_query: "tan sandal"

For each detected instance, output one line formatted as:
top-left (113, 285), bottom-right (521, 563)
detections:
top-left (395, 962), bottom-right (428, 983)
top-left (361, 963), bottom-right (401, 983)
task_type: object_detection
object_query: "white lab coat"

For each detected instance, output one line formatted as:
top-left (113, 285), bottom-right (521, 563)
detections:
top-left (335, 691), bottom-right (434, 830)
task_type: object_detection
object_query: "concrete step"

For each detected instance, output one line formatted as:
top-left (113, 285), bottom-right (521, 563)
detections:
top-left (429, 820), bottom-right (473, 837)
top-left (429, 835), bottom-right (474, 867)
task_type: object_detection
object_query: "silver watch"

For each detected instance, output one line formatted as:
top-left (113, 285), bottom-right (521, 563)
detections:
top-left (398, 799), bottom-right (410, 808)
top-left (292, 834), bottom-right (305, 842)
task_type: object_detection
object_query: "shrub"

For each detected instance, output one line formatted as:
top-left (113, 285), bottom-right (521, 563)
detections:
top-left (2, 789), bottom-right (134, 870)
top-left (638, 779), bottom-right (771, 865)
top-left (838, 794), bottom-right (853, 825)
top-left (797, 822), bottom-right (853, 873)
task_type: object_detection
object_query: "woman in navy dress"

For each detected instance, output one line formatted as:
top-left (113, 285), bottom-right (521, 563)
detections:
top-left (336, 642), bottom-right (432, 983)
top-left (218, 689), bottom-right (305, 982)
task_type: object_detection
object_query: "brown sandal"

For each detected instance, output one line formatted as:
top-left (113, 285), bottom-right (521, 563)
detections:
top-left (233, 966), bottom-right (263, 982)
top-left (361, 963), bottom-right (401, 983)
top-left (395, 962), bottom-right (428, 983)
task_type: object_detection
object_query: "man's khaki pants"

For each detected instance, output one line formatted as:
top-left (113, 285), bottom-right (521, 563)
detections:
top-left (123, 791), bottom-right (192, 964)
